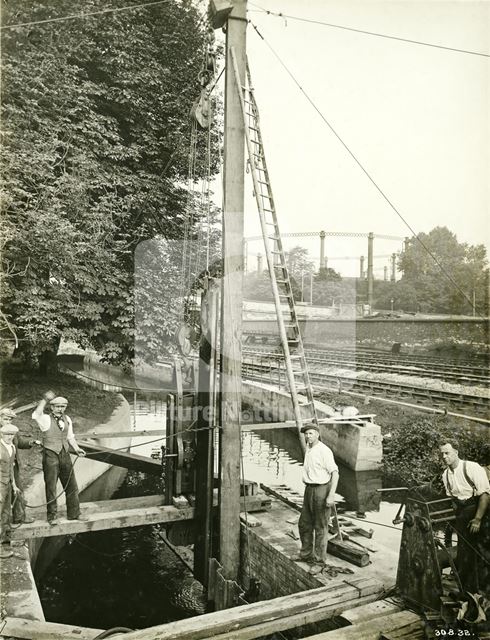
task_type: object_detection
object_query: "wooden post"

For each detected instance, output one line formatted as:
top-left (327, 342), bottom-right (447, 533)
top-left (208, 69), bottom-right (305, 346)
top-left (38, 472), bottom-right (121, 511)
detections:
top-left (194, 281), bottom-right (218, 586)
top-left (217, 0), bottom-right (247, 586)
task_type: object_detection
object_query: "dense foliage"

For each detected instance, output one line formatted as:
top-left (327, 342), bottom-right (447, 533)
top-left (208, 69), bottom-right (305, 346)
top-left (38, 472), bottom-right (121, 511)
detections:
top-left (1, 0), bottom-right (221, 367)
top-left (375, 227), bottom-right (489, 315)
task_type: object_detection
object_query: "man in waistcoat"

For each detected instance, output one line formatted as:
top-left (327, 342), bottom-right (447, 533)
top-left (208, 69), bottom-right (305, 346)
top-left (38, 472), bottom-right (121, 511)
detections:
top-left (0, 423), bottom-right (20, 558)
top-left (0, 408), bottom-right (37, 525)
top-left (32, 391), bottom-right (87, 525)
top-left (440, 439), bottom-right (490, 596)
top-left (292, 423), bottom-right (339, 566)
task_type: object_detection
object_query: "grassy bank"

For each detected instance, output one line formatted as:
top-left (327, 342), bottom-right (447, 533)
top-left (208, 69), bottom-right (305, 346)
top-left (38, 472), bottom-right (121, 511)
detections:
top-left (1, 363), bottom-right (121, 490)
top-left (318, 390), bottom-right (490, 488)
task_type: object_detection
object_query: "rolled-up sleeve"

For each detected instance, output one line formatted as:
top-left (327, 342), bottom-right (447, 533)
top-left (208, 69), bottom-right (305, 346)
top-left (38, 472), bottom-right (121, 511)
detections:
top-left (323, 447), bottom-right (338, 475)
top-left (31, 412), bottom-right (50, 432)
top-left (468, 462), bottom-right (490, 496)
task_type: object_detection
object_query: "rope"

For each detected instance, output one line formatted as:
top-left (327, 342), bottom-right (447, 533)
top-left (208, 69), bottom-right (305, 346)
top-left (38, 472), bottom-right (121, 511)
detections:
top-left (448, 521), bottom-right (490, 567)
top-left (248, 4), bottom-right (490, 58)
top-left (249, 23), bottom-right (486, 318)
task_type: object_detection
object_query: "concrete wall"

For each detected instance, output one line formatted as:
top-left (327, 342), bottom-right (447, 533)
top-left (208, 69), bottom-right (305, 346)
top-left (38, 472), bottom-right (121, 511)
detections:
top-left (242, 381), bottom-right (382, 471)
top-left (4, 395), bottom-right (132, 622)
top-left (243, 317), bottom-right (489, 353)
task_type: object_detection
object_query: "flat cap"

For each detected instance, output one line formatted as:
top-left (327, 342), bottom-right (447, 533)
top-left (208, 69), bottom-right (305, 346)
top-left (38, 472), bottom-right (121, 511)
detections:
top-left (50, 396), bottom-right (68, 406)
top-left (300, 423), bottom-right (320, 434)
top-left (1, 424), bottom-right (19, 435)
top-left (0, 408), bottom-right (17, 418)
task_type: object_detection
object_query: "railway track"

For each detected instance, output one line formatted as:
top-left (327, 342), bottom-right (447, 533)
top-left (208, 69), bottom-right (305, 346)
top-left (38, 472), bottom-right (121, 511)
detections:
top-left (243, 346), bottom-right (490, 388)
top-left (241, 360), bottom-right (490, 416)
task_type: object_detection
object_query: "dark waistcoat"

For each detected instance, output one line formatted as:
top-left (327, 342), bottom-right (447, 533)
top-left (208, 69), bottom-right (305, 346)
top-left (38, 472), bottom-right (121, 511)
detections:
top-left (42, 415), bottom-right (70, 454)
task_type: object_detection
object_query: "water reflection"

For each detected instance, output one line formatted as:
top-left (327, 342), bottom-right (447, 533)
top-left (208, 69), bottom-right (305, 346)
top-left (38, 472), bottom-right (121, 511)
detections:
top-left (243, 428), bottom-right (382, 513)
top-left (38, 383), bottom-right (391, 629)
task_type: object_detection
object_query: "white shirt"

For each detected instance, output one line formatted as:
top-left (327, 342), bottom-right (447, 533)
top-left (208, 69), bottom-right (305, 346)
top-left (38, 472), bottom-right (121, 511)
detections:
top-left (31, 412), bottom-right (78, 448)
top-left (443, 460), bottom-right (490, 500)
top-left (302, 441), bottom-right (338, 485)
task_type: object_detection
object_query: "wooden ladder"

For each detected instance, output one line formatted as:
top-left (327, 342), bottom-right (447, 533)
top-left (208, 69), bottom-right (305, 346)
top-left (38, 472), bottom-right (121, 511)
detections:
top-left (231, 51), bottom-right (318, 447)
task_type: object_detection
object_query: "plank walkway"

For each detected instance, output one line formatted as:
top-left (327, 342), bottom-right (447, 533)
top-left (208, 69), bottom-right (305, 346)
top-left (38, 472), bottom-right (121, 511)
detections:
top-left (10, 493), bottom-right (271, 540)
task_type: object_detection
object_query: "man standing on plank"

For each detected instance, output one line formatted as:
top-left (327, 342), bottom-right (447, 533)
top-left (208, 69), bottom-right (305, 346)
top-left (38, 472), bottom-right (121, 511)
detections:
top-left (32, 391), bottom-right (88, 525)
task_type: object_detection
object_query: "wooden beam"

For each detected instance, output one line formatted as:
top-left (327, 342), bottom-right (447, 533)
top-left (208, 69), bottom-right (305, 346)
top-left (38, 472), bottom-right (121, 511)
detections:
top-left (78, 440), bottom-right (162, 474)
top-left (11, 494), bottom-right (271, 540)
top-left (219, 0), bottom-right (247, 586)
top-left (194, 282), bottom-right (218, 586)
top-left (301, 610), bottom-right (422, 640)
top-left (0, 617), bottom-right (104, 640)
top-left (82, 429), bottom-right (167, 439)
top-left (117, 577), bottom-right (383, 640)
top-left (241, 422), bottom-right (294, 431)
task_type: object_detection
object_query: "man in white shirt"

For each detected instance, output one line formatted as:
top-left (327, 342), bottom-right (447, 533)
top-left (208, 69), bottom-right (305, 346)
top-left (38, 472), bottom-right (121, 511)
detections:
top-left (32, 391), bottom-right (87, 525)
top-left (293, 423), bottom-right (339, 566)
top-left (440, 439), bottom-right (490, 595)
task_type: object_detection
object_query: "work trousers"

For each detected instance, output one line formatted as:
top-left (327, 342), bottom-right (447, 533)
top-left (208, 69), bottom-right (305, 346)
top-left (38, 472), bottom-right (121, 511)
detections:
top-left (298, 483), bottom-right (331, 563)
top-left (0, 482), bottom-right (12, 543)
top-left (12, 489), bottom-right (26, 523)
top-left (453, 498), bottom-right (490, 596)
top-left (42, 448), bottom-right (80, 521)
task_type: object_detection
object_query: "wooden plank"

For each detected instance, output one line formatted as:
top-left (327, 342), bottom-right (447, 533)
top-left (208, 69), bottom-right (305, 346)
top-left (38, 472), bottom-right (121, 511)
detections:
top-left (119, 578), bottom-right (384, 640)
top-left (12, 494), bottom-right (271, 540)
top-left (241, 422), bottom-right (294, 431)
top-left (27, 494), bottom-right (168, 521)
top-left (0, 617), bottom-right (104, 640)
top-left (207, 595), bottom-right (380, 640)
top-left (338, 600), bottom-right (402, 625)
top-left (379, 619), bottom-right (425, 639)
top-left (78, 440), bottom-right (162, 474)
top-left (302, 611), bottom-right (422, 640)
top-left (82, 429), bottom-right (167, 439)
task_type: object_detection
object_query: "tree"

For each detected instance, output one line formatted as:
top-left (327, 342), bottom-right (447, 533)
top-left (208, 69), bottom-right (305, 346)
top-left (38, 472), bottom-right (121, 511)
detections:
top-left (315, 267), bottom-right (342, 282)
top-left (397, 227), bottom-right (489, 315)
top-left (1, 0), bottom-right (222, 368)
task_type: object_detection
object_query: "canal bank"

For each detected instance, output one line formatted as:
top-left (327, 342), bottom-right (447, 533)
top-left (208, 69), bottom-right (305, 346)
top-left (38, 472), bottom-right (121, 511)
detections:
top-left (2, 353), bottom-right (399, 637)
top-left (69, 350), bottom-right (383, 472)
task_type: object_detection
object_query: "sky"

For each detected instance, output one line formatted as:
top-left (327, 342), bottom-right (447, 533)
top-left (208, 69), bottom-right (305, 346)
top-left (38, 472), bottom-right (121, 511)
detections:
top-left (210, 0), bottom-right (489, 277)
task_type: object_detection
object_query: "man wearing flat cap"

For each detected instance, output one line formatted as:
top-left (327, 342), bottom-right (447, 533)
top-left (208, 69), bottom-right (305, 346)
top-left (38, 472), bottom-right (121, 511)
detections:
top-left (0, 422), bottom-right (20, 557)
top-left (0, 408), bottom-right (37, 525)
top-left (32, 391), bottom-right (87, 525)
top-left (292, 423), bottom-right (339, 566)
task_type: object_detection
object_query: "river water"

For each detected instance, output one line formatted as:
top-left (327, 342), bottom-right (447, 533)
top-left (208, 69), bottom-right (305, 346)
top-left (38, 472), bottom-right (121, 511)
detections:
top-left (38, 365), bottom-right (402, 630)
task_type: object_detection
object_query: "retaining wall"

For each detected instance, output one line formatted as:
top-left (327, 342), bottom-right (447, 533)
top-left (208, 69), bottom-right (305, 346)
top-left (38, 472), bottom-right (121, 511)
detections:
top-left (242, 381), bottom-right (382, 471)
top-left (243, 317), bottom-right (489, 353)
